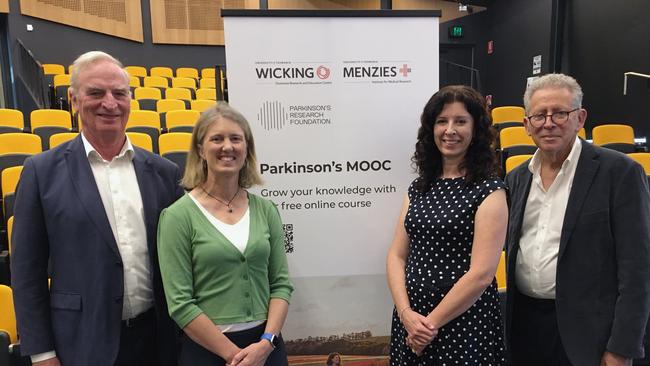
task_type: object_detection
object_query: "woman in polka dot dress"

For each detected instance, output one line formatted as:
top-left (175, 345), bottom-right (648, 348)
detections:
top-left (387, 85), bottom-right (508, 365)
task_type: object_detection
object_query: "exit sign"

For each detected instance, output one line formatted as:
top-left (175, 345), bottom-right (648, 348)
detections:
top-left (449, 25), bottom-right (464, 38)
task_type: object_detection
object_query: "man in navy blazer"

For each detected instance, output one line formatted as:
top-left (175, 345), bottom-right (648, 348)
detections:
top-left (505, 74), bottom-right (650, 366)
top-left (11, 51), bottom-right (183, 365)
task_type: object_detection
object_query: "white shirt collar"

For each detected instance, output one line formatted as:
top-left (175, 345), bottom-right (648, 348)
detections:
top-left (81, 132), bottom-right (135, 162)
top-left (528, 136), bottom-right (582, 175)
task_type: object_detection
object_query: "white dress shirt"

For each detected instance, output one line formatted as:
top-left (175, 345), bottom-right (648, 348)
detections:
top-left (33, 134), bottom-right (153, 363)
top-left (515, 137), bottom-right (582, 299)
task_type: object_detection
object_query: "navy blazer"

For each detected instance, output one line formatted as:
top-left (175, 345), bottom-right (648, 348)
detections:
top-left (11, 135), bottom-right (184, 366)
top-left (505, 140), bottom-right (650, 365)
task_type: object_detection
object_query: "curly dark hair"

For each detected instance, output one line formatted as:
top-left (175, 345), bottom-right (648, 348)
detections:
top-left (412, 85), bottom-right (498, 192)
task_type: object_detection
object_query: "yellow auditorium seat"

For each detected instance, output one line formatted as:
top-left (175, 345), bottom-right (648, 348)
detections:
top-left (134, 87), bottom-right (162, 100)
top-left (144, 76), bottom-right (169, 89)
top-left (500, 127), bottom-right (537, 170)
top-left (2, 166), bottom-right (22, 222)
top-left (578, 127), bottom-right (586, 140)
top-left (53, 74), bottom-right (72, 107)
top-left (42, 63), bottom-right (65, 76)
top-left (166, 110), bottom-right (200, 133)
top-left (0, 109), bottom-right (24, 133)
top-left (0, 284), bottom-right (17, 344)
top-left (165, 87), bottom-right (192, 102)
top-left (127, 111), bottom-right (161, 153)
top-left (492, 106), bottom-right (525, 123)
top-left (126, 132), bottom-right (153, 152)
top-left (500, 127), bottom-right (535, 150)
top-left (68, 64), bottom-right (75, 74)
top-left (176, 67), bottom-right (199, 80)
top-left (172, 77), bottom-right (197, 90)
top-left (157, 99), bottom-right (186, 114)
top-left (159, 132), bottom-right (192, 172)
top-left (0, 134), bottom-right (41, 193)
top-left (505, 154), bottom-right (533, 174)
top-left (592, 124), bottom-right (636, 153)
top-left (492, 106), bottom-right (525, 132)
top-left (130, 99), bottom-right (140, 110)
top-left (495, 251), bottom-right (506, 291)
top-left (150, 66), bottom-right (174, 79)
top-left (49, 132), bottom-right (79, 148)
top-left (191, 99), bottom-right (216, 112)
top-left (30, 109), bottom-right (73, 150)
top-left (196, 88), bottom-right (216, 101)
top-left (628, 153), bottom-right (650, 176)
top-left (129, 76), bottom-right (141, 88)
top-left (201, 67), bottom-right (216, 79)
top-left (199, 78), bottom-right (216, 89)
top-left (125, 66), bottom-right (148, 78)
top-left (7, 216), bottom-right (13, 256)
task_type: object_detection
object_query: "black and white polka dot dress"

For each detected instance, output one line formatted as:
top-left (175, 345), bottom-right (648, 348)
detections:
top-left (389, 177), bottom-right (506, 365)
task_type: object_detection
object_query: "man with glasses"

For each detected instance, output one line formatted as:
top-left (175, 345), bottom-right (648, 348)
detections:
top-left (505, 73), bottom-right (650, 366)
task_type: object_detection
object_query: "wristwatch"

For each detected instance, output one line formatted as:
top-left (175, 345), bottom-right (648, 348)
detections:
top-left (260, 332), bottom-right (279, 349)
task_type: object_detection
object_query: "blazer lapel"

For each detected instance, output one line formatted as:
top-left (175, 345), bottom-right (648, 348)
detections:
top-left (558, 140), bottom-right (600, 260)
top-left (64, 135), bottom-right (121, 257)
top-left (132, 149), bottom-right (157, 259)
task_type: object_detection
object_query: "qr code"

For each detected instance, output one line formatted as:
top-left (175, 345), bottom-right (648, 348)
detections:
top-left (283, 223), bottom-right (294, 253)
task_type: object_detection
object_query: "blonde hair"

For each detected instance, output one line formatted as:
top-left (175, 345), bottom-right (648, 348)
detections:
top-left (69, 51), bottom-right (129, 96)
top-left (182, 102), bottom-right (263, 189)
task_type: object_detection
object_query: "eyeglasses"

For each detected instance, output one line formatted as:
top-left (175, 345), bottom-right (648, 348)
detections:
top-left (527, 108), bottom-right (580, 127)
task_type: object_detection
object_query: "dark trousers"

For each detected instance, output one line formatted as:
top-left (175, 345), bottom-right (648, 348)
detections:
top-left (179, 322), bottom-right (288, 366)
top-left (510, 290), bottom-right (573, 366)
top-left (115, 308), bottom-right (157, 366)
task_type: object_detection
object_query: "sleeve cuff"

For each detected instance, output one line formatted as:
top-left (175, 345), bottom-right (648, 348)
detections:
top-left (31, 351), bottom-right (57, 363)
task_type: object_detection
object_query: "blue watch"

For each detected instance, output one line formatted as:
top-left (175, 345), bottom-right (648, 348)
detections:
top-left (260, 332), bottom-right (278, 349)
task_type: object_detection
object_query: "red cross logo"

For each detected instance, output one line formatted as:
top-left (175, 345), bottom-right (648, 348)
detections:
top-left (399, 64), bottom-right (411, 77)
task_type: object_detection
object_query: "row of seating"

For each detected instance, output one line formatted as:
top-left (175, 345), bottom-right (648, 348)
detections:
top-left (504, 152), bottom-right (650, 175)
top-left (0, 101), bottom-right (215, 144)
top-left (43, 63), bottom-right (220, 80)
top-left (492, 106), bottom-right (638, 147)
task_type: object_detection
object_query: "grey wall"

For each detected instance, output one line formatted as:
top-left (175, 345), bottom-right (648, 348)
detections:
top-left (566, 0), bottom-right (650, 139)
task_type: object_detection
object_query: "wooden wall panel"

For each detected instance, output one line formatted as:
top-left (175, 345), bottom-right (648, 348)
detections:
top-left (150, 0), bottom-right (259, 45)
top-left (0, 0), bottom-right (9, 13)
top-left (393, 0), bottom-right (485, 22)
top-left (19, 0), bottom-right (143, 42)
top-left (268, 0), bottom-right (379, 9)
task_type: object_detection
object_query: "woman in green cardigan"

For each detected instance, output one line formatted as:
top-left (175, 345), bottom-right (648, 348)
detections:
top-left (158, 102), bottom-right (293, 366)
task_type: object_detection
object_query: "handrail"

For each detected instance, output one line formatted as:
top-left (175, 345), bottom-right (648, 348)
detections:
top-left (623, 72), bottom-right (650, 95)
top-left (440, 58), bottom-right (482, 92)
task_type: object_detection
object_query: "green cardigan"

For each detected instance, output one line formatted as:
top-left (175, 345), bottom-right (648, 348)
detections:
top-left (157, 192), bottom-right (293, 328)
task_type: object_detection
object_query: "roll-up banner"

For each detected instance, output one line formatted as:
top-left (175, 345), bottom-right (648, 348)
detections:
top-left (223, 10), bottom-right (440, 364)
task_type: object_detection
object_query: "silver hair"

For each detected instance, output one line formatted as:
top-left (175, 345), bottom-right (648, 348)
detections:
top-left (523, 73), bottom-right (583, 113)
top-left (69, 51), bottom-right (129, 96)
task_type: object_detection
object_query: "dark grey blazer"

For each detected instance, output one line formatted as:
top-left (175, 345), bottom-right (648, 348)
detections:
top-left (505, 139), bottom-right (650, 365)
top-left (11, 135), bottom-right (184, 366)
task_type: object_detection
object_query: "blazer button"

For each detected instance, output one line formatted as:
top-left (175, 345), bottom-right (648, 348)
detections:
top-left (240, 257), bottom-right (246, 262)
top-left (115, 296), bottom-right (123, 303)
top-left (115, 262), bottom-right (123, 267)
